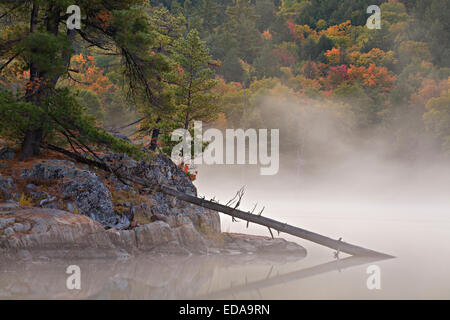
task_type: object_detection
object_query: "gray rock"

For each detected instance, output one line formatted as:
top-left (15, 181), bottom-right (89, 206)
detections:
top-left (61, 170), bottom-right (116, 228)
top-left (0, 147), bottom-right (15, 160)
top-left (3, 227), bottom-right (14, 236)
top-left (0, 202), bottom-right (19, 214)
top-left (123, 202), bottom-right (131, 208)
top-left (21, 160), bottom-right (78, 179)
top-left (0, 208), bottom-right (307, 264)
top-left (12, 153), bottom-right (219, 230)
top-left (0, 175), bottom-right (15, 198)
top-left (22, 161), bottom-right (117, 228)
top-left (112, 214), bottom-right (132, 230)
top-left (31, 220), bottom-right (50, 234)
top-left (105, 153), bottom-right (216, 219)
top-left (65, 202), bottom-right (76, 213)
top-left (218, 233), bottom-right (308, 258)
top-left (26, 184), bottom-right (37, 192)
top-left (13, 223), bottom-right (31, 232)
top-left (30, 191), bottom-right (48, 200)
top-left (39, 196), bottom-right (57, 207)
top-left (0, 217), bottom-right (15, 228)
top-left (105, 153), bottom-right (197, 196)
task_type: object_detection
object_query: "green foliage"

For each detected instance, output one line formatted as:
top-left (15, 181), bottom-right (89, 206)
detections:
top-left (222, 0), bottom-right (263, 63)
top-left (0, 90), bottom-right (36, 143)
top-left (76, 90), bottom-right (104, 121)
top-left (252, 46), bottom-right (282, 79)
top-left (294, 0), bottom-right (386, 28)
top-left (141, 28), bottom-right (219, 156)
top-left (0, 87), bottom-right (144, 158)
top-left (1, 0), bottom-right (449, 160)
top-left (221, 50), bottom-right (246, 82)
top-left (417, 0), bottom-right (450, 67)
top-left (423, 90), bottom-right (450, 152)
top-left (20, 31), bottom-right (73, 78)
top-left (169, 29), bottom-right (219, 128)
top-left (333, 82), bottom-right (377, 127)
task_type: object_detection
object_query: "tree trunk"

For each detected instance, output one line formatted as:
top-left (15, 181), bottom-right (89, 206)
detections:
top-left (159, 185), bottom-right (393, 257)
top-left (20, 1), bottom-right (42, 161)
top-left (20, 2), bottom-right (65, 161)
top-left (184, 111), bottom-right (190, 130)
top-left (19, 128), bottom-right (43, 160)
top-left (149, 117), bottom-right (161, 151)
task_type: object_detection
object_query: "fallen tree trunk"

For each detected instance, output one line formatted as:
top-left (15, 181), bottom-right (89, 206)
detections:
top-left (42, 144), bottom-right (392, 257)
top-left (159, 185), bottom-right (392, 257)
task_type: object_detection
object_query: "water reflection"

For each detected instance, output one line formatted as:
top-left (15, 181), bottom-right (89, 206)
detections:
top-left (0, 252), bottom-right (392, 299)
top-left (195, 254), bottom-right (392, 299)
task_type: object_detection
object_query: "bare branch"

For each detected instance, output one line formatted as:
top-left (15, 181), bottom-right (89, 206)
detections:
top-left (0, 2), bottom-right (26, 20)
top-left (267, 227), bottom-right (274, 239)
top-left (0, 51), bottom-right (21, 73)
top-left (258, 206), bottom-right (265, 216)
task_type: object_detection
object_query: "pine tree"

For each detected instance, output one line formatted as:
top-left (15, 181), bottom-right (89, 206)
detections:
top-left (0, 0), bottom-right (169, 159)
top-left (222, 0), bottom-right (262, 63)
top-left (169, 29), bottom-right (219, 131)
top-left (198, 0), bottom-right (221, 34)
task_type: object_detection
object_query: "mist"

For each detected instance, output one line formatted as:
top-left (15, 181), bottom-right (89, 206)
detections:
top-left (192, 95), bottom-right (450, 298)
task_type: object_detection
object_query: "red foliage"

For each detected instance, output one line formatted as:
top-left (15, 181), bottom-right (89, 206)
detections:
top-left (326, 64), bottom-right (349, 89)
top-left (287, 20), bottom-right (300, 39)
top-left (273, 48), bottom-right (296, 66)
top-left (70, 54), bottom-right (115, 99)
top-left (301, 61), bottom-right (320, 79)
top-left (178, 162), bottom-right (198, 181)
top-left (409, 78), bottom-right (449, 111)
top-left (363, 64), bottom-right (396, 91)
top-left (347, 63), bottom-right (397, 92)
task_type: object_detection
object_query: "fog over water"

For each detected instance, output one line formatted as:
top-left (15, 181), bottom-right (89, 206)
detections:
top-left (193, 146), bottom-right (450, 298)
top-left (3, 108), bottom-right (450, 299)
top-left (2, 151), bottom-right (450, 300)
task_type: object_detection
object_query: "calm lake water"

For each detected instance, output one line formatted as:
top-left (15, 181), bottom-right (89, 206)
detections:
top-left (1, 158), bottom-right (450, 299)
top-left (194, 159), bottom-right (450, 299)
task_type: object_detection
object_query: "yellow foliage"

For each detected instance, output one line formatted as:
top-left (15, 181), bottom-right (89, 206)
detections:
top-left (19, 193), bottom-right (33, 207)
top-left (324, 47), bottom-right (341, 65)
top-left (293, 24), bottom-right (317, 41)
top-left (322, 20), bottom-right (351, 37)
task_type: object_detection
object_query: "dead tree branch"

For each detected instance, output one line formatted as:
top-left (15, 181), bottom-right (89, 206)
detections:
top-left (41, 144), bottom-right (392, 257)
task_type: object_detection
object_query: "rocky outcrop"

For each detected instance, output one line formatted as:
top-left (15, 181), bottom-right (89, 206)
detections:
top-left (104, 153), bottom-right (204, 217)
top-left (104, 153), bottom-right (197, 196)
top-left (11, 155), bottom-right (218, 229)
top-left (214, 233), bottom-right (307, 257)
top-left (0, 152), bottom-right (307, 261)
top-left (20, 160), bottom-right (118, 227)
top-left (0, 208), bottom-right (306, 260)
top-left (0, 208), bottom-right (206, 256)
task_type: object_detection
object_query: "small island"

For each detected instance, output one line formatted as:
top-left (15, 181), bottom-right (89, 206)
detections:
top-left (0, 146), bottom-right (306, 263)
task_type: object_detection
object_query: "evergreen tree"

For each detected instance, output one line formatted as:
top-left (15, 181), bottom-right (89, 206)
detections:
top-left (198, 0), bottom-right (221, 34)
top-left (222, 0), bottom-right (262, 63)
top-left (0, 0), bottom-right (169, 159)
top-left (144, 29), bottom-right (220, 156)
top-left (168, 29), bottom-right (219, 130)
